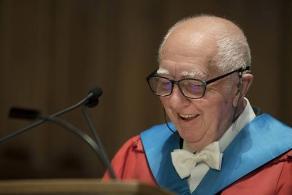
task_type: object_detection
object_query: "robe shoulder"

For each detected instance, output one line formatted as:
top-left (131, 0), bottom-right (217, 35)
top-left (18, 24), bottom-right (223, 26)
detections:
top-left (103, 135), bottom-right (156, 185)
top-left (222, 150), bottom-right (292, 195)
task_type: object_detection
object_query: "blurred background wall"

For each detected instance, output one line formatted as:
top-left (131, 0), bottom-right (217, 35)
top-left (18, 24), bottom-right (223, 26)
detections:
top-left (0, 0), bottom-right (291, 179)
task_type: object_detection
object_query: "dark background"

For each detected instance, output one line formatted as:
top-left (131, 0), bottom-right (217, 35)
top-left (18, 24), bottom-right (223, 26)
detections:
top-left (0, 0), bottom-right (291, 179)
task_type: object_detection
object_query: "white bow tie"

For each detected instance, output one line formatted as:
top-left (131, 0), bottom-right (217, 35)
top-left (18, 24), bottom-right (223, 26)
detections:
top-left (171, 141), bottom-right (223, 179)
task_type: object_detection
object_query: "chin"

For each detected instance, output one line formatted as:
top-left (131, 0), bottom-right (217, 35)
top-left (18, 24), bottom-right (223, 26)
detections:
top-left (177, 127), bottom-right (205, 142)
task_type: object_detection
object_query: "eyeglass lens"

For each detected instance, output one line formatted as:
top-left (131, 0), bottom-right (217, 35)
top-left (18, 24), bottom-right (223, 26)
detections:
top-left (148, 76), bottom-right (205, 98)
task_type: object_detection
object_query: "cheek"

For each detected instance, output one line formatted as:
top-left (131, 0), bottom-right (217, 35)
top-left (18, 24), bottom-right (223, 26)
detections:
top-left (159, 97), bottom-right (167, 109)
top-left (200, 93), bottom-right (234, 125)
top-left (205, 82), bottom-right (237, 110)
top-left (208, 99), bottom-right (235, 135)
top-left (160, 98), bottom-right (172, 115)
top-left (161, 100), bottom-right (176, 120)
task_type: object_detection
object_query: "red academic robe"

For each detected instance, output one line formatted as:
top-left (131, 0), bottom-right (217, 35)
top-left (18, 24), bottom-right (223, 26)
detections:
top-left (104, 135), bottom-right (292, 195)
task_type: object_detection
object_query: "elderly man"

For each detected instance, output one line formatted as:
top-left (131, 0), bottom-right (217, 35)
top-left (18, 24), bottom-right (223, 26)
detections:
top-left (104, 15), bottom-right (292, 194)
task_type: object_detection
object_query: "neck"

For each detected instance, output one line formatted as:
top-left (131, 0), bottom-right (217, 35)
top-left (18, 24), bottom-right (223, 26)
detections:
top-left (233, 98), bottom-right (246, 121)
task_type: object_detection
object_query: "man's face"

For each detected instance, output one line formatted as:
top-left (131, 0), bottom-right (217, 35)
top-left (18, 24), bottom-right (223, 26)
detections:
top-left (159, 31), bottom-right (239, 150)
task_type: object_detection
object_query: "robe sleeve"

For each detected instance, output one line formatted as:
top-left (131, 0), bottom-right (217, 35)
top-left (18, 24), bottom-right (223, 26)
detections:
top-left (222, 150), bottom-right (292, 194)
top-left (103, 135), bottom-right (157, 186)
top-left (275, 150), bottom-right (292, 195)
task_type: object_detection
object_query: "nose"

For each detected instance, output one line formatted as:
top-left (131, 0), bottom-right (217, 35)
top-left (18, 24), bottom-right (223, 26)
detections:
top-left (166, 85), bottom-right (190, 109)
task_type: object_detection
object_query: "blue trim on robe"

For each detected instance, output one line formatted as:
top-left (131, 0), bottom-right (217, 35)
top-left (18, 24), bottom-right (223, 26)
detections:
top-left (140, 114), bottom-right (292, 195)
top-left (141, 123), bottom-right (190, 194)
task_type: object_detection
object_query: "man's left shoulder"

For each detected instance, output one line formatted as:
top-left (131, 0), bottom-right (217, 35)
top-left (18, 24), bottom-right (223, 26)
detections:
top-left (255, 113), bottom-right (291, 129)
top-left (251, 113), bottom-right (292, 139)
top-left (271, 149), bottom-right (292, 165)
top-left (222, 150), bottom-right (292, 195)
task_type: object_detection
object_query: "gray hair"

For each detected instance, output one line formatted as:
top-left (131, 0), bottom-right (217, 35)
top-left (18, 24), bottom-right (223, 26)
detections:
top-left (158, 15), bottom-right (251, 73)
top-left (213, 32), bottom-right (251, 72)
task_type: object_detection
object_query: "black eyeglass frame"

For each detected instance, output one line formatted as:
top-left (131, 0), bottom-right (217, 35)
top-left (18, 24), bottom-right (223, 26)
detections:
top-left (146, 66), bottom-right (251, 99)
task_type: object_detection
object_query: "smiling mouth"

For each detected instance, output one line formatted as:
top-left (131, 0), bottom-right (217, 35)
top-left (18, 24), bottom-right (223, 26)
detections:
top-left (178, 114), bottom-right (199, 121)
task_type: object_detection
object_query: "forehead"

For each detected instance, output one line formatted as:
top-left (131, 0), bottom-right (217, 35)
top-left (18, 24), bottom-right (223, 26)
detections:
top-left (158, 33), bottom-right (217, 79)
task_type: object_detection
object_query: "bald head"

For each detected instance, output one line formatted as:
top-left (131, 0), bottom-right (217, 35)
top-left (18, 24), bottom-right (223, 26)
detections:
top-left (159, 15), bottom-right (251, 72)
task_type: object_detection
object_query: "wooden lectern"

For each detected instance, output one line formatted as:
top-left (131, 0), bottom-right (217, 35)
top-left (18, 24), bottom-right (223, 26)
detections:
top-left (0, 179), bottom-right (174, 195)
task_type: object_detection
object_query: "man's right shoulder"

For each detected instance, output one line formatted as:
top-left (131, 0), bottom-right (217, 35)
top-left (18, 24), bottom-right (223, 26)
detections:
top-left (120, 123), bottom-right (172, 153)
top-left (120, 135), bottom-right (144, 153)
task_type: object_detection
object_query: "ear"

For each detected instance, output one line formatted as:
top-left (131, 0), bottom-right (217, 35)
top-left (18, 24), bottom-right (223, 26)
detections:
top-left (240, 73), bottom-right (253, 97)
top-left (232, 73), bottom-right (253, 107)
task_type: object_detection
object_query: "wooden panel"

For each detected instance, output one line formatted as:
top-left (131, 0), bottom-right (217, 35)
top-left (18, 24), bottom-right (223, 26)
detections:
top-left (0, 179), bottom-right (173, 195)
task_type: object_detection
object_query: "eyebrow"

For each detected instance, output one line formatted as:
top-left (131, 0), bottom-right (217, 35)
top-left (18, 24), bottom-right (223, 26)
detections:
top-left (156, 68), bottom-right (169, 75)
top-left (156, 68), bottom-right (208, 80)
top-left (181, 71), bottom-right (207, 79)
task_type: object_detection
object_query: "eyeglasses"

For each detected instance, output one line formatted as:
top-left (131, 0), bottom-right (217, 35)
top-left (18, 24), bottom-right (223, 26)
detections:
top-left (146, 66), bottom-right (250, 99)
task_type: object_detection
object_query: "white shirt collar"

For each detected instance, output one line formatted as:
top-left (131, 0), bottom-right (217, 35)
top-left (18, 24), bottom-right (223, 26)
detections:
top-left (218, 98), bottom-right (255, 152)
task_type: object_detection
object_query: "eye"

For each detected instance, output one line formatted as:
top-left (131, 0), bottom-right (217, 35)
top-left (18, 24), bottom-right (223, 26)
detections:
top-left (157, 77), bottom-right (172, 91)
top-left (148, 76), bottom-right (172, 96)
top-left (180, 79), bottom-right (204, 95)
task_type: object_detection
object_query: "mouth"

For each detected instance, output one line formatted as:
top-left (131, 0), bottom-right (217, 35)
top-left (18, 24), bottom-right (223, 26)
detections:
top-left (178, 113), bottom-right (199, 121)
